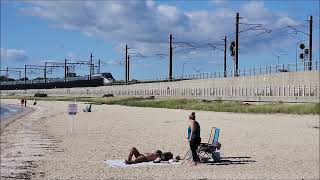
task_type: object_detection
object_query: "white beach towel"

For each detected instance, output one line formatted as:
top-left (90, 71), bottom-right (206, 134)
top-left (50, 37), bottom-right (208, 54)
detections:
top-left (103, 160), bottom-right (181, 168)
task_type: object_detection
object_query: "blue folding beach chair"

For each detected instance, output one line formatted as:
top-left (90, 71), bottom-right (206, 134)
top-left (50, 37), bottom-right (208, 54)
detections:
top-left (197, 127), bottom-right (221, 160)
top-left (183, 127), bottom-right (221, 163)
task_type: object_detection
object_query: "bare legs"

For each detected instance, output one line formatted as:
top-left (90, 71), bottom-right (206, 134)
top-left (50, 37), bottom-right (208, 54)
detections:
top-left (125, 147), bottom-right (148, 164)
top-left (127, 147), bottom-right (140, 162)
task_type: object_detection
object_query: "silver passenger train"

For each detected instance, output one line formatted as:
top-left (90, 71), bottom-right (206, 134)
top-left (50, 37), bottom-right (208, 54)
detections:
top-left (0, 72), bottom-right (115, 86)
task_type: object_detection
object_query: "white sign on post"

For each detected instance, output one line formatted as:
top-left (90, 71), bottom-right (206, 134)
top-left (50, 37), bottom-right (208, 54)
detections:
top-left (68, 103), bottom-right (77, 135)
top-left (68, 103), bottom-right (77, 115)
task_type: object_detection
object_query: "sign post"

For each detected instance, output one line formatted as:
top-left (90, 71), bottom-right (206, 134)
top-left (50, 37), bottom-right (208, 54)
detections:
top-left (68, 102), bottom-right (77, 135)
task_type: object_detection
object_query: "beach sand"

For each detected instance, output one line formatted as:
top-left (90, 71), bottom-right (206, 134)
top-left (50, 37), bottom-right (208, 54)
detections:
top-left (0, 99), bottom-right (319, 179)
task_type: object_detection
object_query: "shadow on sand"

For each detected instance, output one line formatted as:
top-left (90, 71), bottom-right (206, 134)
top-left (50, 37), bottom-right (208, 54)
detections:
top-left (205, 156), bottom-right (256, 165)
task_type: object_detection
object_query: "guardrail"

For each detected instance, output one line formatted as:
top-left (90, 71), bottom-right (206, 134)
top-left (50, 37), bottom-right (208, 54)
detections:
top-left (107, 60), bottom-right (320, 86)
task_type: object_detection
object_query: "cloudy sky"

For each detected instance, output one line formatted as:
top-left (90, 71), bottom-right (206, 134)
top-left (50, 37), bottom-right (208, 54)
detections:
top-left (1, 0), bottom-right (319, 80)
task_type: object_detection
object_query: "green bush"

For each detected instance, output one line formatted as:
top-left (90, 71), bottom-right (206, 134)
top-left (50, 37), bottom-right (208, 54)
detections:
top-left (34, 92), bottom-right (47, 97)
top-left (102, 94), bottom-right (114, 97)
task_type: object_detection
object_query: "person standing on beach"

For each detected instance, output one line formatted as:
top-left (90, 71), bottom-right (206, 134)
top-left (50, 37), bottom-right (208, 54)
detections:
top-left (24, 99), bottom-right (27, 107)
top-left (21, 99), bottom-right (24, 107)
top-left (187, 112), bottom-right (201, 165)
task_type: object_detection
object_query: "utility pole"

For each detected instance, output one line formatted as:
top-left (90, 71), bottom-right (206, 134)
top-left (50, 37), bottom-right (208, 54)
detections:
top-left (224, 35), bottom-right (227, 77)
top-left (24, 65), bottom-right (27, 84)
top-left (169, 34), bottom-right (173, 80)
top-left (309, 15), bottom-right (313, 70)
top-left (44, 62), bottom-right (47, 83)
top-left (98, 59), bottom-right (101, 74)
top-left (127, 55), bottom-right (130, 81)
top-left (64, 59), bottom-right (67, 82)
top-left (90, 53), bottom-right (93, 80)
top-left (6, 67), bottom-right (8, 78)
top-left (66, 66), bottom-right (69, 80)
top-left (235, 12), bottom-right (239, 77)
top-left (125, 44), bottom-right (128, 83)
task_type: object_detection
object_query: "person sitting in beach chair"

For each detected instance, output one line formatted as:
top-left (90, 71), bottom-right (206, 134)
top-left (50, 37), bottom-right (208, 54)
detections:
top-left (125, 147), bottom-right (162, 164)
top-left (83, 104), bottom-right (92, 112)
top-left (33, 100), bottom-right (37, 105)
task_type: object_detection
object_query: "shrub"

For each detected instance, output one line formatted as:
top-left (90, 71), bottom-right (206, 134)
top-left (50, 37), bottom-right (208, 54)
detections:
top-left (34, 92), bottom-right (47, 97)
top-left (144, 96), bottom-right (155, 99)
top-left (103, 94), bottom-right (114, 97)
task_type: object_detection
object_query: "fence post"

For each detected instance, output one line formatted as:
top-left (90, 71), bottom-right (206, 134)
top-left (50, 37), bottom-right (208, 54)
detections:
top-left (260, 66), bottom-right (261, 75)
top-left (265, 66), bottom-right (267, 75)
top-left (309, 84), bottom-right (312, 96)
top-left (269, 66), bottom-right (272, 74)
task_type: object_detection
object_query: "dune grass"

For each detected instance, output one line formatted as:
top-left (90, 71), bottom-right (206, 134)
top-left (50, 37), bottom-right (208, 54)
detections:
top-left (1, 95), bottom-right (319, 115)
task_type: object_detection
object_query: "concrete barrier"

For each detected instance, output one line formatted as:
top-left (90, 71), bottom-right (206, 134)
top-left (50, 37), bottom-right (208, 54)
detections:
top-left (1, 71), bottom-right (319, 103)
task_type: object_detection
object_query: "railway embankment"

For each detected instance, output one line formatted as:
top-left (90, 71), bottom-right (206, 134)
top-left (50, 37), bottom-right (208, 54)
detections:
top-left (1, 71), bottom-right (319, 103)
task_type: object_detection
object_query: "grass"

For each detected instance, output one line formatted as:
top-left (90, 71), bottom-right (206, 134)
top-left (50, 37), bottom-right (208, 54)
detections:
top-left (1, 95), bottom-right (319, 115)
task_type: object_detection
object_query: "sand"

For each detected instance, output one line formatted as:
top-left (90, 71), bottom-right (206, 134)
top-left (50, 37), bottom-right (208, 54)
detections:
top-left (0, 99), bottom-right (319, 179)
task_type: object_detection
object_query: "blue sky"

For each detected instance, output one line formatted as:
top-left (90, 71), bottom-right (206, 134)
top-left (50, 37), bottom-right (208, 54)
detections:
top-left (1, 0), bottom-right (319, 80)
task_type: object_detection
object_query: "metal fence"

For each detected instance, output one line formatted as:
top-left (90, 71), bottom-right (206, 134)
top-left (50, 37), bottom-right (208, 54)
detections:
top-left (101, 84), bottom-right (319, 98)
top-left (108, 60), bottom-right (320, 86)
top-left (147, 60), bottom-right (320, 81)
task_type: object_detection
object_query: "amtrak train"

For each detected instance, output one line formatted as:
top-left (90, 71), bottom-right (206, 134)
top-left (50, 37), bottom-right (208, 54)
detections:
top-left (0, 72), bottom-right (115, 90)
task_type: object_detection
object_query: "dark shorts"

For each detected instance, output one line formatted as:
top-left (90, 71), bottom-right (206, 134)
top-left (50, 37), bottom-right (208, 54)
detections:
top-left (135, 154), bottom-right (148, 163)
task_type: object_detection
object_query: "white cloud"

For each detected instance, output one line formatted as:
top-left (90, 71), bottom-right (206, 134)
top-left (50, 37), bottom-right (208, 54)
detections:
top-left (210, 0), bottom-right (227, 4)
top-left (0, 48), bottom-right (28, 64)
top-left (20, 1), bottom-right (299, 59)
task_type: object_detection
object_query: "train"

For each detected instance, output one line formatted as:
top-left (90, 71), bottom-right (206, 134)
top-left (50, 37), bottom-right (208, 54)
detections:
top-left (0, 72), bottom-right (115, 90)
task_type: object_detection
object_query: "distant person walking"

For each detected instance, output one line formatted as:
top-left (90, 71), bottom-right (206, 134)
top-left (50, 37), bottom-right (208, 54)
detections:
top-left (20, 99), bottom-right (24, 107)
top-left (24, 99), bottom-right (27, 107)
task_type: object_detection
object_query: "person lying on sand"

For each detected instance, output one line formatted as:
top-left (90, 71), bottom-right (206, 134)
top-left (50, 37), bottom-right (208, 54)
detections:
top-left (125, 147), bottom-right (162, 164)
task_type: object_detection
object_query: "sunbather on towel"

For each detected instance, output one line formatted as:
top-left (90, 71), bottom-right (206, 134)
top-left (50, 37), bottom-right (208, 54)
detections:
top-left (125, 147), bottom-right (162, 164)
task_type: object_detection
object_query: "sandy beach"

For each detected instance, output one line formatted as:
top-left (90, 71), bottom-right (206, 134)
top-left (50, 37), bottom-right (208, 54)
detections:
top-left (0, 98), bottom-right (319, 179)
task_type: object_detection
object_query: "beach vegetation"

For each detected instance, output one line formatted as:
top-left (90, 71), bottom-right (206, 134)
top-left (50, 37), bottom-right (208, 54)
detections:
top-left (2, 95), bottom-right (319, 115)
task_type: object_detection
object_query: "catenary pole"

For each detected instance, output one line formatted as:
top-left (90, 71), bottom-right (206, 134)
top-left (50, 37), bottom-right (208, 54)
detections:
top-left (235, 12), bottom-right (239, 77)
top-left (224, 35), bottom-right (227, 77)
top-left (309, 15), bottom-right (313, 70)
top-left (169, 34), bottom-right (173, 80)
top-left (125, 45), bottom-right (128, 82)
